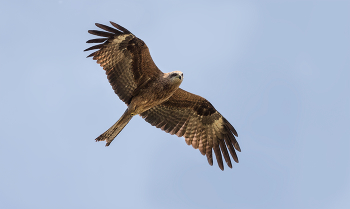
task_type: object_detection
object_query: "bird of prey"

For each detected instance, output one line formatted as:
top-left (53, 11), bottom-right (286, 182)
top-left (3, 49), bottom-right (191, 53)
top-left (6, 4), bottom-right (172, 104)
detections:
top-left (85, 21), bottom-right (241, 170)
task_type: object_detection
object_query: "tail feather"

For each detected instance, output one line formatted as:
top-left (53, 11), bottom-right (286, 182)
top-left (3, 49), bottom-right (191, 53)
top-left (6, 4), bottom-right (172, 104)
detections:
top-left (96, 109), bottom-right (133, 146)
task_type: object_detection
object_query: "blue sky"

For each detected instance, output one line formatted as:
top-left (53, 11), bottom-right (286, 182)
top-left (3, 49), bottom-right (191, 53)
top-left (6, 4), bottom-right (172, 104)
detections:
top-left (0, 1), bottom-right (349, 209)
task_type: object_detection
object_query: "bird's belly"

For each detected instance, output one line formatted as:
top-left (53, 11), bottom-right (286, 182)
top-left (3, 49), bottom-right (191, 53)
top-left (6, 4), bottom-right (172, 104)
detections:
top-left (133, 94), bottom-right (170, 114)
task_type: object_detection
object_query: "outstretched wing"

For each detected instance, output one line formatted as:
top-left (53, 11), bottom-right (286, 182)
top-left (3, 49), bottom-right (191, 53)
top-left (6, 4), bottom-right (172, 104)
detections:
top-left (85, 21), bottom-right (162, 105)
top-left (140, 89), bottom-right (240, 170)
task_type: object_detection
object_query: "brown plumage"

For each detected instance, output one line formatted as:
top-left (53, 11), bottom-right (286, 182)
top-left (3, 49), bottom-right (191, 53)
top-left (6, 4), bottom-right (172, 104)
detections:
top-left (85, 21), bottom-right (241, 170)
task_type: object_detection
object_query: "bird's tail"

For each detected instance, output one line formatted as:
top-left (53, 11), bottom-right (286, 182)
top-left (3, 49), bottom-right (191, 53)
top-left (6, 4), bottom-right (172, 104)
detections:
top-left (95, 108), bottom-right (133, 146)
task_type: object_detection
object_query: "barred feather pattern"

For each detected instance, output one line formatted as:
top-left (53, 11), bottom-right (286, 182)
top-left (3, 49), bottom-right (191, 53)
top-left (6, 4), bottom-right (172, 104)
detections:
top-left (141, 89), bottom-right (240, 170)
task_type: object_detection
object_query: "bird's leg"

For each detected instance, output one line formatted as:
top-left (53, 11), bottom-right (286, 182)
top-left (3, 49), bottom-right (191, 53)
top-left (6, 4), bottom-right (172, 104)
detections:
top-left (95, 108), bottom-right (134, 146)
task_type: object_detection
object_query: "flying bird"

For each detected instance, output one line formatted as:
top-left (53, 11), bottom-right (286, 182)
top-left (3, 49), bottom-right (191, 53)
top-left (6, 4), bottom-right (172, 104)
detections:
top-left (85, 21), bottom-right (241, 170)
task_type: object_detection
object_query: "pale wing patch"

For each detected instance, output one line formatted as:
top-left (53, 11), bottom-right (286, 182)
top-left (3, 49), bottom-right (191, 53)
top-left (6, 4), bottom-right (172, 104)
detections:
top-left (112, 34), bottom-right (134, 44)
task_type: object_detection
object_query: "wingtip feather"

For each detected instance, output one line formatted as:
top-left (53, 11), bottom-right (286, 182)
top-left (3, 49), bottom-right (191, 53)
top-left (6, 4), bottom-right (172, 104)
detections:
top-left (213, 144), bottom-right (224, 171)
top-left (95, 23), bottom-right (122, 34)
top-left (234, 142), bottom-right (241, 152)
top-left (88, 30), bottom-right (114, 37)
top-left (219, 139), bottom-right (232, 168)
top-left (86, 38), bottom-right (107, 43)
top-left (110, 21), bottom-right (131, 34)
top-left (224, 118), bottom-right (238, 137)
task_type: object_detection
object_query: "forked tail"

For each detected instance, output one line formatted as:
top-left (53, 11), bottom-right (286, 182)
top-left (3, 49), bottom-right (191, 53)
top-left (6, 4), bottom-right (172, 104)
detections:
top-left (95, 109), bottom-right (133, 146)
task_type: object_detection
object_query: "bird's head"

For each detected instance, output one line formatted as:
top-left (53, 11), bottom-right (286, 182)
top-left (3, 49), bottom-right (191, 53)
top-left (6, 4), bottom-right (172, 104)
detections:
top-left (165, 71), bottom-right (184, 84)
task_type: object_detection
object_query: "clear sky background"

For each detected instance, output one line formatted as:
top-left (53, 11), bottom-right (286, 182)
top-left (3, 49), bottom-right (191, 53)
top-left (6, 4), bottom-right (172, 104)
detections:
top-left (0, 0), bottom-right (349, 209)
